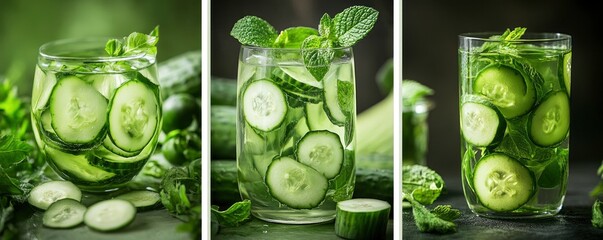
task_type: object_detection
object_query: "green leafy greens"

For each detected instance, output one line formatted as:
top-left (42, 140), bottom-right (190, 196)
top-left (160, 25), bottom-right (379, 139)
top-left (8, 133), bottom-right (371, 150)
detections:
top-left (230, 6), bottom-right (378, 81)
top-left (591, 161), bottom-right (603, 228)
top-left (105, 26), bottom-right (160, 57)
top-left (402, 165), bottom-right (461, 234)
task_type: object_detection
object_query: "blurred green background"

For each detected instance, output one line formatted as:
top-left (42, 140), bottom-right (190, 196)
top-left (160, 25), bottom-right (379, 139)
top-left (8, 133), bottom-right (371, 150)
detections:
top-left (0, 0), bottom-right (201, 96)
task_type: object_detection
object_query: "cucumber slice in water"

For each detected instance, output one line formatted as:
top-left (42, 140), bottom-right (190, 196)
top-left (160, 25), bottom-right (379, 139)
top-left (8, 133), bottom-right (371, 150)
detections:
top-left (43, 198), bottom-right (86, 229)
top-left (272, 68), bottom-right (322, 103)
top-left (49, 76), bottom-right (108, 145)
top-left (562, 52), bottom-right (571, 95)
top-left (84, 199), bottom-right (136, 232)
top-left (108, 80), bottom-right (159, 152)
top-left (335, 198), bottom-right (391, 240)
top-left (474, 64), bottom-right (536, 119)
top-left (28, 181), bottom-right (82, 210)
top-left (296, 130), bottom-right (344, 179)
top-left (323, 76), bottom-right (353, 126)
top-left (242, 79), bottom-right (288, 132)
top-left (460, 95), bottom-right (506, 147)
top-left (528, 91), bottom-right (570, 147)
top-left (265, 157), bottom-right (328, 209)
top-left (473, 153), bottom-right (535, 212)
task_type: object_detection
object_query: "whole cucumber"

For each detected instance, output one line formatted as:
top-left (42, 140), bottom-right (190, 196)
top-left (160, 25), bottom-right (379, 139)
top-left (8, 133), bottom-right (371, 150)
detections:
top-left (211, 106), bottom-right (236, 159)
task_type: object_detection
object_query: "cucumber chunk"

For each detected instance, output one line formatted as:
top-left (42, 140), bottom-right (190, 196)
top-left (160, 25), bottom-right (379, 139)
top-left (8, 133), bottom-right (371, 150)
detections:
top-left (242, 79), bottom-right (288, 132)
top-left (528, 91), bottom-right (570, 147)
top-left (265, 157), bottom-right (328, 209)
top-left (28, 181), bottom-right (82, 210)
top-left (473, 153), bottom-right (535, 212)
top-left (296, 130), bottom-right (344, 179)
top-left (335, 198), bottom-right (391, 240)
top-left (108, 80), bottom-right (160, 152)
top-left (460, 95), bottom-right (506, 147)
top-left (115, 190), bottom-right (161, 210)
top-left (84, 199), bottom-right (136, 232)
top-left (474, 64), bottom-right (536, 118)
top-left (49, 76), bottom-right (108, 145)
top-left (43, 199), bottom-right (86, 229)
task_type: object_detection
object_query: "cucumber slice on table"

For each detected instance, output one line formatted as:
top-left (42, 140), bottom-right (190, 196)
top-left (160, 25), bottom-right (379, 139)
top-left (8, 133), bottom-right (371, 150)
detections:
top-left (335, 198), bottom-right (391, 240)
top-left (528, 91), bottom-right (570, 147)
top-left (460, 95), bottom-right (506, 147)
top-left (49, 76), bottom-right (108, 145)
top-left (115, 190), bottom-right (161, 210)
top-left (473, 153), bottom-right (535, 212)
top-left (84, 199), bottom-right (137, 232)
top-left (43, 198), bottom-right (86, 229)
top-left (108, 80), bottom-right (160, 152)
top-left (242, 79), bottom-right (288, 132)
top-left (473, 64), bottom-right (536, 119)
top-left (28, 181), bottom-right (82, 210)
top-left (296, 130), bottom-right (344, 179)
top-left (265, 157), bottom-right (328, 209)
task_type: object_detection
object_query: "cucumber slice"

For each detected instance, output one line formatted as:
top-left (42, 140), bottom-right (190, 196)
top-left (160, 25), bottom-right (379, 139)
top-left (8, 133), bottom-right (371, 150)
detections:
top-left (84, 199), bottom-right (136, 232)
top-left (296, 130), bottom-right (344, 179)
top-left (45, 146), bottom-right (116, 182)
top-left (272, 68), bottom-right (322, 103)
top-left (242, 79), bottom-right (288, 132)
top-left (305, 103), bottom-right (345, 140)
top-left (460, 95), bottom-right (506, 147)
top-left (89, 74), bottom-right (128, 99)
top-left (49, 76), bottom-right (108, 145)
top-left (265, 157), bottom-right (328, 209)
top-left (473, 153), bottom-right (535, 212)
top-left (108, 80), bottom-right (160, 152)
top-left (562, 52), bottom-right (571, 95)
top-left (102, 135), bottom-right (141, 157)
top-left (43, 198), bottom-right (86, 229)
top-left (335, 198), bottom-right (391, 240)
top-left (115, 190), bottom-right (161, 210)
top-left (474, 64), bottom-right (536, 118)
top-left (528, 91), bottom-right (570, 147)
top-left (323, 77), bottom-right (353, 126)
top-left (28, 181), bottom-right (82, 210)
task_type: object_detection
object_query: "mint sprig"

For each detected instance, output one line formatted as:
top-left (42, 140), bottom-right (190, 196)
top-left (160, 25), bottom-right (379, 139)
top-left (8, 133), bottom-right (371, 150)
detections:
top-left (230, 5), bottom-right (379, 81)
top-left (105, 25), bottom-right (160, 57)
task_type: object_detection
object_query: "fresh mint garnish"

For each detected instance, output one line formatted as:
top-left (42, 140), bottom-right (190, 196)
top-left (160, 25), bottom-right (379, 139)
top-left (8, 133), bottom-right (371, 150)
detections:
top-left (274, 27), bottom-right (318, 48)
top-left (230, 16), bottom-right (278, 48)
top-left (230, 5), bottom-right (378, 81)
top-left (332, 6), bottom-right (379, 47)
top-left (478, 27), bottom-right (526, 57)
top-left (105, 26), bottom-right (160, 57)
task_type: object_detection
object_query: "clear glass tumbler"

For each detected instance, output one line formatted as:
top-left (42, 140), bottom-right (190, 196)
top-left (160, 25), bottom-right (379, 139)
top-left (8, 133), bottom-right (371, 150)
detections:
top-left (236, 46), bottom-right (356, 224)
top-left (459, 32), bottom-right (571, 218)
top-left (31, 38), bottom-right (162, 192)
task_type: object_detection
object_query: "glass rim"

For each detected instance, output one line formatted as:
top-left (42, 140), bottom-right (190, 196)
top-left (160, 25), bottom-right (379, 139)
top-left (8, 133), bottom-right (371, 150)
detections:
top-left (240, 45), bottom-right (353, 52)
top-left (458, 32), bottom-right (571, 42)
top-left (39, 37), bottom-right (148, 63)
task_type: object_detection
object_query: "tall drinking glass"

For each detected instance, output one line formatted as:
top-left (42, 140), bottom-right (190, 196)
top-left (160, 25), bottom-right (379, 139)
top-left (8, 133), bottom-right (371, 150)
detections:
top-left (236, 46), bottom-right (356, 224)
top-left (31, 38), bottom-right (162, 192)
top-left (459, 32), bottom-right (571, 218)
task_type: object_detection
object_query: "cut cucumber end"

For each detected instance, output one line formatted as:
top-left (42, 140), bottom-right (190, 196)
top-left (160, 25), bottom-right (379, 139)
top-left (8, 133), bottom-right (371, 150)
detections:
top-left (473, 153), bottom-right (535, 212)
top-left (43, 198), bottom-right (86, 229)
top-left (28, 180), bottom-right (82, 210)
top-left (335, 198), bottom-right (390, 240)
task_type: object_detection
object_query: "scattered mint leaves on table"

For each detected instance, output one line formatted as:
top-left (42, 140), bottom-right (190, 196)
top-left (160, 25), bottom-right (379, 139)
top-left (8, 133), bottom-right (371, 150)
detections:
top-left (230, 5), bottom-right (378, 81)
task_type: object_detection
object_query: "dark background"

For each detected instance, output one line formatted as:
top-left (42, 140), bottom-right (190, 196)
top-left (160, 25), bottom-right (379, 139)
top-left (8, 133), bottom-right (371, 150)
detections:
top-left (403, 1), bottom-right (603, 178)
top-left (211, 0), bottom-right (394, 113)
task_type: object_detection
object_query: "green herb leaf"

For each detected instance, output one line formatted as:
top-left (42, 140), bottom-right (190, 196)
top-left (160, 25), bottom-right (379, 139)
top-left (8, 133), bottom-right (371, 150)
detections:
top-left (591, 160), bottom-right (603, 198)
top-left (337, 80), bottom-right (354, 113)
top-left (592, 200), bottom-right (603, 228)
top-left (332, 6), bottom-right (379, 47)
top-left (431, 205), bottom-right (462, 221)
top-left (462, 148), bottom-right (476, 192)
top-left (301, 35), bottom-right (334, 81)
top-left (538, 161), bottom-right (562, 188)
top-left (105, 25), bottom-right (160, 57)
top-left (0, 135), bottom-right (32, 168)
top-left (274, 27), bottom-right (319, 48)
top-left (402, 80), bottom-right (433, 107)
top-left (319, 13), bottom-right (334, 39)
top-left (211, 199), bottom-right (251, 227)
top-left (407, 197), bottom-right (458, 234)
top-left (230, 16), bottom-right (278, 47)
top-left (104, 39), bottom-right (123, 57)
top-left (402, 165), bottom-right (445, 205)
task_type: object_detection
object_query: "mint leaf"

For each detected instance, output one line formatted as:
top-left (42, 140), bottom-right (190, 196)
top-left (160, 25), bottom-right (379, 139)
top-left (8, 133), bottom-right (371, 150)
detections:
top-left (337, 80), bottom-right (354, 113)
top-left (402, 165), bottom-right (445, 205)
top-left (274, 27), bottom-right (318, 48)
top-left (301, 35), bottom-right (334, 81)
top-left (105, 26), bottom-right (160, 57)
top-left (230, 16), bottom-right (277, 47)
top-left (332, 6), bottom-right (379, 47)
top-left (593, 200), bottom-right (603, 228)
top-left (319, 13), bottom-right (334, 39)
top-left (407, 196), bottom-right (458, 234)
top-left (0, 135), bottom-right (32, 168)
top-left (402, 80), bottom-right (433, 106)
top-left (431, 205), bottom-right (461, 221)
top-left (211, 199), bottom-right (251, 227)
